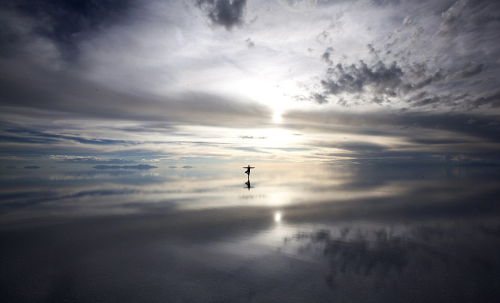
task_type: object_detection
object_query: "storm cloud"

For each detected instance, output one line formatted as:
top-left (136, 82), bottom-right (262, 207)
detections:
top-left (196, 0), bottom-right (247, 30)
top-left (0, 0), bottom-right (132, 60)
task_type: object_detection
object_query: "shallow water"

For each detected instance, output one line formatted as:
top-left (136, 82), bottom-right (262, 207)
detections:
top-left (1, 164), bottom-right (500, 302)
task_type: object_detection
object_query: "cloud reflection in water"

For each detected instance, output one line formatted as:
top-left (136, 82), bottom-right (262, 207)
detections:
top-left (282, 223), bottom-right (500, 302)
top-left (0, 164), bottom-right (499, 302)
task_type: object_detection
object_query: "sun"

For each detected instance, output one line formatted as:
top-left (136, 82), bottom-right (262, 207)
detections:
top-left (272, 110), bottom-right (283, 123)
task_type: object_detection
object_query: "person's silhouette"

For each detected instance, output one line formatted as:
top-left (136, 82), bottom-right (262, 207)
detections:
top-left (243, 165), bottom-right (255, 189)
top-left (244, 165), bottom-right (254, 176)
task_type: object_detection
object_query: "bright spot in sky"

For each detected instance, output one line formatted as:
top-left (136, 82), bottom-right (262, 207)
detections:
top-left (274, 212), bottom-right (282, 222)
top-left (272, 110), bottom-right (282, 123)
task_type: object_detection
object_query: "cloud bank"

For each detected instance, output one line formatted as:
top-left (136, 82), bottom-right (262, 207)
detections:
top-left (0, 0), bottom-right (499, 164)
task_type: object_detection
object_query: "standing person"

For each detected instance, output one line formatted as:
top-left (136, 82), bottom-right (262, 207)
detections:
top-left (244, 165), bottom-right (254, 176)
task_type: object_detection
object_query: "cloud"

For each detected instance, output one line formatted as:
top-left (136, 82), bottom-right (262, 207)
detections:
top-left (327, 141), bottom-right (387, 154)
top-left (436, 0), bottom-right (468, 38)
top-left (321, 47), bottom-right (334, 66)
top-left (446, 61), bottom-right (484, 80)
top-left (469, 90), bottom-right (500, 109)
top-left (0, 0), bottom-right (499, 164)
top-left (312, 93), bottom-right (328, 104)
top-left (407, 90), bottom-right (500, 110)
top-left (321, 61), bottom-right (405, 96)
top-left (92, 164), bottom-right (157, 170)
top-left (0, 0), bottom-right (133, 61)
top-left (239, 136), bottom-right (266, 139)
top-left (49, 156), bottom-right (136, 165)
top-left (287, 0), bottom-right (500, 113)
top-left (283, 109), bottom-right (500, 163)
top-left (1, 127), bottom-right (137, 146)
top-left (245, 38), bottom-right (254, 48)
top-left (311, 54), bottom-right (492, 109)
top-left (0, 63), bottom-right (271, 127)
top-left (232, 147), bottom-right (268, 153)
top-left (287, 109), bottom-right (500, 141)
top-left (24, 166), bottom-right (40, 169)
top-left (196, 0), bottom-right (247, 30)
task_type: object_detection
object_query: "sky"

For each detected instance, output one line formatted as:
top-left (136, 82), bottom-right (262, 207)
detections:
top-left (0, 0), bottom-right (499, 166)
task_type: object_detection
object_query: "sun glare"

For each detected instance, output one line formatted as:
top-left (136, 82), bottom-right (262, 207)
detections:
top-left (272, 110), bottom-right (282, 123)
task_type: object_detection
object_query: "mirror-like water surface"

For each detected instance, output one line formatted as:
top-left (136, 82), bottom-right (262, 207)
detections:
top-left (1, 164), bottom-right (500, 302)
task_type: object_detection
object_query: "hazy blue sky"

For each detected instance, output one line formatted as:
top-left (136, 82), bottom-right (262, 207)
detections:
top-left (1, 0), bottom-right (499, 166)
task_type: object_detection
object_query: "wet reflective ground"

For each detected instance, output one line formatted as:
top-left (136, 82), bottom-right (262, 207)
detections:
top-left (1, 164), bottom-right (500, 302)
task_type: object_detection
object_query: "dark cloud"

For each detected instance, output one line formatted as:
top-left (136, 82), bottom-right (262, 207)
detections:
top-left (312, 93), bottom-right (328, 104)
top-left (299, 56), bottom-right (450, 105)
top-left (293, 110), bottom-right (500, 142)
top-left (445, 61), bottom-right (484, 80)
top-left (454, 62), bottom-right (484, 78)
top-left (311, 54), bottom-right (493, 109)
top-left (321, 61), bottom-right (404, 96)
top-left (411, 95), bottom-right (442, 108)
top-left (372, 0), bottom-right (401, 6)
top-left (408, 90), bottom-right (500, 110)
top-left (411, 69), bottom-right (445, 90)
top-left (284, 109), bottom-right (500, 162)
top-left (436, 0), bottom-right (468, 38)
top-left (0, 0), bottom-right (132, 60)
top-left (321, 47), bottom-right (334, 65)
top-left (470, 91), bottom-right (500, 109)
top-left (196, 0), bottom-right (247, 30)
top-left (366, 43), bottom-right (379, 60)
